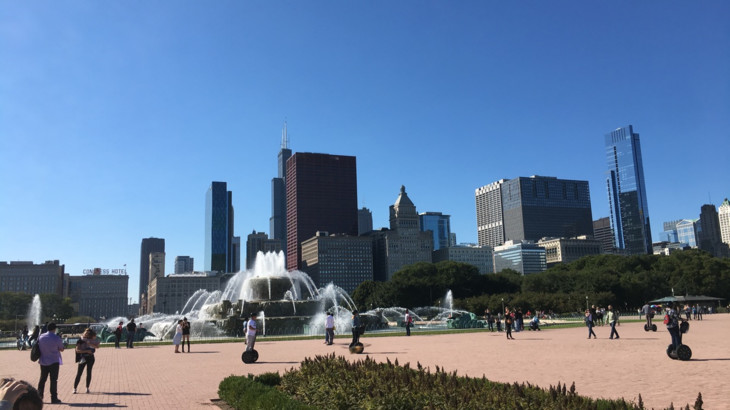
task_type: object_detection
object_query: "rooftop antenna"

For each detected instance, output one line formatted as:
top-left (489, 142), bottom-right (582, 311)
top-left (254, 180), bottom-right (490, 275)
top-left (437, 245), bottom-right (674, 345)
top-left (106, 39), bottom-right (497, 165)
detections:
top-left (281, 120), bottom-right (289, 150)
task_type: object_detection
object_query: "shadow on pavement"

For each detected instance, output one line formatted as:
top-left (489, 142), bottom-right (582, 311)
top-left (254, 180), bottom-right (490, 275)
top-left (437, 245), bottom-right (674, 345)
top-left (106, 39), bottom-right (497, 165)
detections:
top-left (67, 404), bottom-right (128, 408)
top-left (102, 392), bottom-right (151, 396)
top-left (692, 358), bottom-right (730, 361)
top-left (255, 361), bottom-right (299, 364)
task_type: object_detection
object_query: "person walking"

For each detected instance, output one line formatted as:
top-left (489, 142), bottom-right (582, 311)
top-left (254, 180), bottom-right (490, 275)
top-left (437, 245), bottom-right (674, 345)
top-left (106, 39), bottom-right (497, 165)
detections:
top-left (245, 313), bottom-right (258, 352)
top-left (125, 319), bottom-right (137, 348)
top-left (37, 322), bottom-right (65, 404)
top-left (173, 320), bottom-right (183, 353)
top-left (485, 309), bottom-right (494, 332)
top-left (73, 328), bottom-right (100, 394)
top-left (181, 317), bottom-right (191, 352)
top-left (324, 312), bottom-right (335, 345)
top-left (349, 310), bottom-right (362, 347)
top-left (585, 309), bottom-right (597, 339)
top-left (404, 309), bottom-right (413, 336)
top-left (114, 322), bottom-right (123, 349)
top-left (607, 305), bottom-right (620, 339)
top-left (504, 308), bottom-right (514, 340)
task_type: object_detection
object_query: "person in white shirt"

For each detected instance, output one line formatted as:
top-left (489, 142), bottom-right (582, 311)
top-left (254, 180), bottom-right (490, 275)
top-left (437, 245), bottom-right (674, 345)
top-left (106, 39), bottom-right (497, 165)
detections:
top-left (246, 313), bottom-right (258, 351)
top-left (325, 312), bottom-right (335, 345)
top-left (405, 309), bottom-right (413, 336)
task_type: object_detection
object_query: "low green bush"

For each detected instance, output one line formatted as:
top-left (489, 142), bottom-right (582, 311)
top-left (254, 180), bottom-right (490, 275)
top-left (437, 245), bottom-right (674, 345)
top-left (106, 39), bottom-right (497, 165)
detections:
top-left (218, 374), bottom-right (311, 410)
top-left (220, 355), bottom-right (700, 410)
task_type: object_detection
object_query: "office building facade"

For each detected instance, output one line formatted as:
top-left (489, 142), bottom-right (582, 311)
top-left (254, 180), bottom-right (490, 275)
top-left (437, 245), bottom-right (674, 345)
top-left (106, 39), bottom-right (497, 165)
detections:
top-left (174, 256), bottom-right (194, 275)
top-left (605, 125), bottom-right (652, 254)
top-left (476, 176), bottom-right (593, 247)
top-left (661, 220), bottom-right (682, 243)
top-left (270, 123), bottom-right (292, 249)
top-left (0, 260), bottom-right (65, 295)
top-left (67, 272), bottom-right (128, 320)
top-left (419, 212), bottom-right (451, 251)
top-left (139, 238), bottom-right (164, 308)
top-left (246, 231), bottom-right (283, 270)
top-left (537, 237), bottom-right (602, 267)
top-left (148, 273), bottom-right (222, 314)
top-left (593, 217), bottom-right (615, 253)
top-left (205, 181), bottom-right (235, 273)
top-left (493, 240), bottom-right (547, 275)
top-left (720, 198), bottom-right (730, 246)
top-left (301, 232), bottom-right (374, 293)
top-left (698, 204), bottom-right (730, 257)
top-left (432, 245), bottom-right (494, 274)
top-left (371, 186), bottom-right (434, 281)
top-left (676, 219), bottom-right (699, 248)
top-left (358, 207), bottom-right (373, 235)
top-left (285, 153), bottom-right (358, 270)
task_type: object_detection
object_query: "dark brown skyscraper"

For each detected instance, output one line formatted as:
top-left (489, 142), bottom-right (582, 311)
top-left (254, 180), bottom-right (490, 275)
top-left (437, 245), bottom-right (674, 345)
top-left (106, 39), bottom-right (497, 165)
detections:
top-left (286, 153), bottom-right (358, 270)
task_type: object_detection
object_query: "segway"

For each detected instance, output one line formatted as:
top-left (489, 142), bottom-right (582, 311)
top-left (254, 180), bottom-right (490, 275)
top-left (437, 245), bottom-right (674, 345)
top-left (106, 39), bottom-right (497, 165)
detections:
top-left (643, 323), bottom-right (657, 332)
top-left (349, 342), bottom-right (364, 354)
top-left (349, 325), bottom-right (365, 354)
top-left (666, 321), bottom-right (692, 361)
top-left (241, 349), bottom-right (259, 363)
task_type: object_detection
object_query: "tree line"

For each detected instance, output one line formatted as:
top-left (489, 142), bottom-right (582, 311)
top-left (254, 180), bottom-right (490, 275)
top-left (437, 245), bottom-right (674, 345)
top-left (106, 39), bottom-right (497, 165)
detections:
top-left (351, 249), bottom-right (730, 315)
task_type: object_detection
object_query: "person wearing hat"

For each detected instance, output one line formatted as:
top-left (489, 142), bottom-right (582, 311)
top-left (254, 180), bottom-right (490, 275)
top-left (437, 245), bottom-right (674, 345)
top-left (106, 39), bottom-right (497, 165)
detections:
top-left (245, 313), bottom-right (258, 352)
top-left (349, 310), bottom-right (361, 348)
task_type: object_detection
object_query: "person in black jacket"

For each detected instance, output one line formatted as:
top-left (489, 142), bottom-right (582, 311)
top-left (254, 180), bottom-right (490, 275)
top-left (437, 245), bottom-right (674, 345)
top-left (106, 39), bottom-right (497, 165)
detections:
top-left (125, 319), bottom-right (137, 348)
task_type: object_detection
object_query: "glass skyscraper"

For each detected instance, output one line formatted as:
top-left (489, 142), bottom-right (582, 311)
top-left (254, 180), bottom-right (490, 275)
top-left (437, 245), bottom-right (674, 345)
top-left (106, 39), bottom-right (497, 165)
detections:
top-left (205, 181), bottom-right (234, 272)
top-left (605, 125), bottom-right (652, 254)
top-left (419, 212), bottom-right (451, 251)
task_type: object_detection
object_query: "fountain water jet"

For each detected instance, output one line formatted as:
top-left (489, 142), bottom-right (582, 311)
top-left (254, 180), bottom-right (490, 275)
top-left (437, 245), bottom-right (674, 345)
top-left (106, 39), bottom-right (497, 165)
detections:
top-left (26, 294), bottom-right (42, 330)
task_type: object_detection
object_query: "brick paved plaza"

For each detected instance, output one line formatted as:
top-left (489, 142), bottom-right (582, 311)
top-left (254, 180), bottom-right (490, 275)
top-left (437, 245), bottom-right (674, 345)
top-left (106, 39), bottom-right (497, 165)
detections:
top-left (1, 314), bottom-right (728, 409)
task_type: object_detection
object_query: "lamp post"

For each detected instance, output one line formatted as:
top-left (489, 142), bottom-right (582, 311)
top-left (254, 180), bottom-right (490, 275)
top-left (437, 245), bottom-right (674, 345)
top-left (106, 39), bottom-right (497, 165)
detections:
top-left (585, 296), bottom-right (589, 311)
top-left (501, 298), bottom-right (505, 314)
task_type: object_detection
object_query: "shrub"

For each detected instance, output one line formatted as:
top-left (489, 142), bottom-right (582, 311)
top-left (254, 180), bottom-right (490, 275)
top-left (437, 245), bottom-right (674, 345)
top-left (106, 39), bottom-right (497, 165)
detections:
top-left (218, 374), bottom-right (311, 410)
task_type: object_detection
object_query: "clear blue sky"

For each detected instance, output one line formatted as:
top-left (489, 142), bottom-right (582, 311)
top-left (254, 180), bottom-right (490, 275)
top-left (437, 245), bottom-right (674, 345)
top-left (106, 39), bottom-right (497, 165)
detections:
top-left (1, 1), bottom-right (728, 302)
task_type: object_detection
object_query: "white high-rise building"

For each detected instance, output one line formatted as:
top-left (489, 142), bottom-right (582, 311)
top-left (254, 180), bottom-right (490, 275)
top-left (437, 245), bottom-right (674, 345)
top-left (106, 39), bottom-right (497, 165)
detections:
top-left (719, 198), bottom-right (730, 246)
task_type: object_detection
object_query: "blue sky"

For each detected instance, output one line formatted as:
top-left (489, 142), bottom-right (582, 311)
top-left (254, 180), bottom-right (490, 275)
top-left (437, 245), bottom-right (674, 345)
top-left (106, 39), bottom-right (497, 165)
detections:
top-left (1, 1), bottom-right (728, 302)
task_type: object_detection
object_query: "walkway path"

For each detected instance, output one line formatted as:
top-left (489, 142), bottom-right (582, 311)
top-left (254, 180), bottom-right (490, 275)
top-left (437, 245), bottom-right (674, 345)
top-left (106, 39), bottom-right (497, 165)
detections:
top-left (1, 314), bottom-right (728, 409)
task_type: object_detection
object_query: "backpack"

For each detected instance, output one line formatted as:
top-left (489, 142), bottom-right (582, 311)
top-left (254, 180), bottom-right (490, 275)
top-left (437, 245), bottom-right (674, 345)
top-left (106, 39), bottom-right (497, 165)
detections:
top-left (30, 342), bottom-right (41, 362)
top-left (663, 314), bottom-right (670, 325)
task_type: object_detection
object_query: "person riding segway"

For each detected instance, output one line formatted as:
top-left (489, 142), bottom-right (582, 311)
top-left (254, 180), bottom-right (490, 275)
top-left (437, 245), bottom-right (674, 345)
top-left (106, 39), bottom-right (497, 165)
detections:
top-left (349, 310), bottom-right (364, 354)
top-left (241, 313), bottom-right (259, 364)
top-left (642, 303), bottom-right (657, 331)
top-left (665, 303), bottom-right (692, 361)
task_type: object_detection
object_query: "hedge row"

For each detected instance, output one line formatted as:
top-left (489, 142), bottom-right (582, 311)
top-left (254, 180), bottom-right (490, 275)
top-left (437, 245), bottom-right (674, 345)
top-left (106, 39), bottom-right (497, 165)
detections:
top-left (220, 354), bottom-right (704, 409)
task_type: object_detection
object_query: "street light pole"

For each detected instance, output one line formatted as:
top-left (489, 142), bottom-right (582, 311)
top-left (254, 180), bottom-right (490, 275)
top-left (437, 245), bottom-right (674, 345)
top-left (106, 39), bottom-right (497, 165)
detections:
top-left (585, 296), bottom-right (589, 311)
top-left (501, 298), bottom-right (505, 314)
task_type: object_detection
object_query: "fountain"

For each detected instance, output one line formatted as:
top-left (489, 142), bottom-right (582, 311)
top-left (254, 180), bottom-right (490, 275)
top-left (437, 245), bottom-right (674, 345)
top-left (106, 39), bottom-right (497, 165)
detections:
top-left (26, 294), bottom-right (42, 330)
top-left (106, 251), bottom-right (374, 340)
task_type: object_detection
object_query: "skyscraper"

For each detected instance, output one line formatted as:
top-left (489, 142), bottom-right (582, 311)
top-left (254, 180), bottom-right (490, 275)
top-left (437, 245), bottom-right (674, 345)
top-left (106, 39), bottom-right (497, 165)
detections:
top-left (593, 217), bottom-right (615, 253)
top-left (605, 125), bottom-right (652, 254)
top-left (205, 181), bottom-right (235, 273)
top-left (698, 204), bottom-right (729, 257)
top-left (270, 123), bottom-right (291, 247)
top-left (719, 198), bottom-right (730, 246)
top-left (370, 186), bottom-right (434, 281)
top-left (475, 176), bottom-right (593, 247)
top-left (358, 207), bottom-right (373, 235)
top-left (419, 212), bottom-right (451, 251)
top-left (174, 256), bottom-right (194, 274)
top-left (139, 237), bottom-right (164, 305)
top-left (285, 153), bottom-right (358, 270)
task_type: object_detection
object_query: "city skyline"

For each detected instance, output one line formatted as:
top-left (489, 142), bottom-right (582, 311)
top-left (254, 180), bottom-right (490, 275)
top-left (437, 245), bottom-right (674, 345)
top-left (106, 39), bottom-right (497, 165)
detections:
top-left (1, 2), bottom-right (729, 302)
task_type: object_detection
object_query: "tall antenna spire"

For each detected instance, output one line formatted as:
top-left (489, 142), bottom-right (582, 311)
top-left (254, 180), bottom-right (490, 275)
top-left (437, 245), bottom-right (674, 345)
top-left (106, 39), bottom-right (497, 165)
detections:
top-left (281, 120), bottom-right (289, 149)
